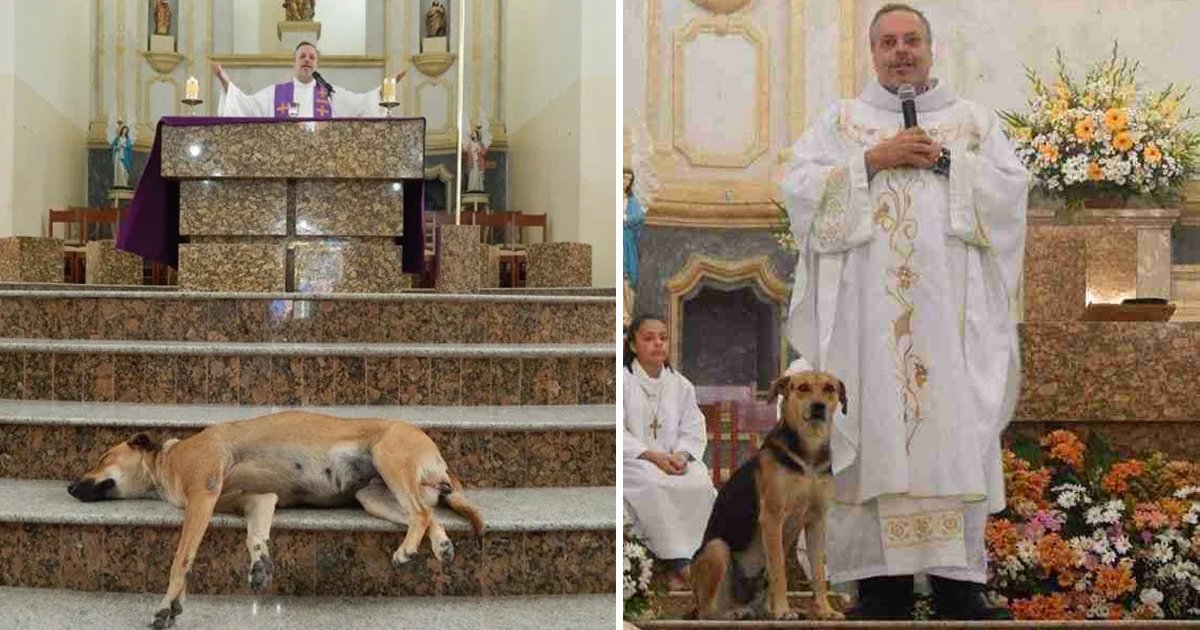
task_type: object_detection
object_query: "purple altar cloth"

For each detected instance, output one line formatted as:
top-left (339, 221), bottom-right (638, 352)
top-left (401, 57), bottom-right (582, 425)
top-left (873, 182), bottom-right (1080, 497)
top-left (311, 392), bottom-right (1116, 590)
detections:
top-left (116, 117), bottom-right (425, 273)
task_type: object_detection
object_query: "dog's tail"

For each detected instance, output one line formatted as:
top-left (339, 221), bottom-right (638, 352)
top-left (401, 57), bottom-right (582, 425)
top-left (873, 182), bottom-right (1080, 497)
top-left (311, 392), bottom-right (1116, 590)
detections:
top-left (436, 472), bottom-right (485, 537)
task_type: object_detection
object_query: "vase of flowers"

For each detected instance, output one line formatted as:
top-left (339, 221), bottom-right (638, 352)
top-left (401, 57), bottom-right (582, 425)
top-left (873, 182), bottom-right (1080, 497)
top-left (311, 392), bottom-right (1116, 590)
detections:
top-left (1000, 44), bottom-right (1199, 214)
top-left (988, 429), bottom-right (1200, 619)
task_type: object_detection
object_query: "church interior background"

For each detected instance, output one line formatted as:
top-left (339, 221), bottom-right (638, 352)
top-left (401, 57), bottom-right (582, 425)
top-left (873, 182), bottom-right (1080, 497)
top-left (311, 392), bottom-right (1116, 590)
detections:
top-left (0, 1), bottom-right (618, 627)
top-left (625, 0), bottom-right (1200, 622)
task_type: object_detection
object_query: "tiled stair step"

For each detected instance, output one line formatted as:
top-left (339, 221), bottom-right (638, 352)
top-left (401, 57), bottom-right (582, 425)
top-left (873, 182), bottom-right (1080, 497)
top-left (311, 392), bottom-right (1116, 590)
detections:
top-left (0, 401), bottom-right (616, 488)
top-left (648, 591), bottom-right (850, 620)
top-left (0, 587), bottom-right (614, 630)
top-left (1005, 420), bottom-right (1200, 460)
top-left (0, 479), bottom-right (615, 597)
top-left (0, 290), bottom-right (614, 344)
top-left (1017, 321), bottom-right (1200, 422)
top-left (0, 339), bottom-right (614, 406)
top-left (632, 620), bottom-right (1191, 629)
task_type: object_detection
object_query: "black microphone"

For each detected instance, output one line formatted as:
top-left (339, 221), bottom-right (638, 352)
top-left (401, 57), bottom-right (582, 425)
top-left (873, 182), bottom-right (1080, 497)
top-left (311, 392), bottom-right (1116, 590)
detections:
top-left (899, 83), bottom-right (917, 128)
top-left (311, 71), bottom-right (335, 96)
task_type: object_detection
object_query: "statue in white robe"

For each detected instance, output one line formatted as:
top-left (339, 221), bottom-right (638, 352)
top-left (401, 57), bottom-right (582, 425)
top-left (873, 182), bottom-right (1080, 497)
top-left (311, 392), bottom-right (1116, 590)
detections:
top-left (623, 360), bottom-right (716, 563)
top-left (780, 77), bottom-right (1028, 587)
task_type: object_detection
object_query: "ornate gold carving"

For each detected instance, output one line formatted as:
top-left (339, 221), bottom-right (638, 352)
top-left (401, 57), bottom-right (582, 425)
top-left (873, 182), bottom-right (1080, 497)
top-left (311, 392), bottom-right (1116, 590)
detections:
top-left (665, 255), bottom-right (791, 367)
top-left (411, 52), bottom-right (458, 77)
top-left (143, 51), bottom-right (185, 75)
top-left (690, 0), bottom-right (754, 13)
top-left (671, 16), bottom-right (768, 168)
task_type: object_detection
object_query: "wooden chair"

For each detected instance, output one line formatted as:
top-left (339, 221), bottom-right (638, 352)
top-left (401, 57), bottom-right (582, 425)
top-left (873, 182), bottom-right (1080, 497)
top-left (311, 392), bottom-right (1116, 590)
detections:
top-left (47, 207), bottom-right (88, 282)
top-left (472, 213), bottom-right (515, 286)
top-left (505, 213), bottom-right (547, 287)
top-left (700, 401), bottom-right (763, 488)
top-left (420, 211), bottom-right (456, 288)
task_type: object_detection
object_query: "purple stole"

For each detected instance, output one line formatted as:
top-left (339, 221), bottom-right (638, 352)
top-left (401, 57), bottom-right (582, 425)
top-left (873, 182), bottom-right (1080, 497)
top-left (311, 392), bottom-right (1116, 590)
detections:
top-left (272, 81), bottom-right (333, 119)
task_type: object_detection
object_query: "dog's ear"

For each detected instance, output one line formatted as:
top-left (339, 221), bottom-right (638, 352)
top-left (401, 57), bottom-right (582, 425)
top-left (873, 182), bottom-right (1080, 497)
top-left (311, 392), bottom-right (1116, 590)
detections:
top-left (837, 380), bottom-right (848, 414)
top-left (127, 433), bottom-right (159, 452)
top-left (768, 376), bottom-right (789, 405)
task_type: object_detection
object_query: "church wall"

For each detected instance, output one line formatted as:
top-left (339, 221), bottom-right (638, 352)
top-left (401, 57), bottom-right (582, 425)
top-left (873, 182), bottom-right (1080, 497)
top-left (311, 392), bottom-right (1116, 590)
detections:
top-left (578, 0), bottom-right (618, 289)
top-left (2, 0), bottom-right (91, 238)
top-left (0, 2), bottom-right (14, 236)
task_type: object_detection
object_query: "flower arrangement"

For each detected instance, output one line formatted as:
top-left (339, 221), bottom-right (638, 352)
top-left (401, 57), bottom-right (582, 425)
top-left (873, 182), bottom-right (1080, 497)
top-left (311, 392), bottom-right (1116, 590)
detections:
top-left (999, 44), bottom-right (1199, 209)
top-left (987, 429), bottom-right (1200, 619)
top-left (623, 533), bottom-right (657, 620)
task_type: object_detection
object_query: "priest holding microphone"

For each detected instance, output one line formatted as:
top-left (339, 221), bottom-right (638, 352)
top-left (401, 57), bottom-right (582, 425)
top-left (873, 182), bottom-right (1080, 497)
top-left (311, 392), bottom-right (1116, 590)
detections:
top-left (211, 41), bottom-right (406, 118)
top-left (779, 2), bottom-right (1028, 621)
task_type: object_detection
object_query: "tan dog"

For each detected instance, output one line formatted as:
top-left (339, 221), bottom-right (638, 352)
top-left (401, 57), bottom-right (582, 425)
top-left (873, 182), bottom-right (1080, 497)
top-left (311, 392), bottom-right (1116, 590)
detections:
top-left (67, 410), bottom-right (484, 629)
top-left (690, 371), bottom-right (845, 620)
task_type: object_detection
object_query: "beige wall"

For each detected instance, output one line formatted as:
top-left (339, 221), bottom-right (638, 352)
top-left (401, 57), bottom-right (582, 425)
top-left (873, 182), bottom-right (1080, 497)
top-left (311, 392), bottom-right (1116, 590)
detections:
top-left (0, 0), bottom-right (91, 237)
top-left (0, 1), bottom-right (15, 236)
top-left (504, 0), bottom-right (616, 287)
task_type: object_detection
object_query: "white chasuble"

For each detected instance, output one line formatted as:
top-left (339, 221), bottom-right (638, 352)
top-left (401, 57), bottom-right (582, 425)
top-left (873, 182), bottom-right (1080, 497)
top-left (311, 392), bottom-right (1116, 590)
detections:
top-left (622, 362), bottom-right (716, 560)
top-left (218, 79), bottom-right (387, 118)
top-left (780, 79), bottom-right (1029, 582)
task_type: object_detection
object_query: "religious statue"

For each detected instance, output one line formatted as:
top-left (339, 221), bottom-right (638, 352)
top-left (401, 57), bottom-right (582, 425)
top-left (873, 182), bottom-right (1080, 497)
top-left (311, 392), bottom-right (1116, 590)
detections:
top-left (283, 0), bottom-right (316, 21)
top-left (152, 0), bottom-right (171, 36)
top-left (425, 0), bottom-right (447, 38)
top-left (462, 114), bottom-right (491, 192)
top-left (111, 122), bottom-right (134, 189)
top-left (623, 168), bottom-right (644, 326)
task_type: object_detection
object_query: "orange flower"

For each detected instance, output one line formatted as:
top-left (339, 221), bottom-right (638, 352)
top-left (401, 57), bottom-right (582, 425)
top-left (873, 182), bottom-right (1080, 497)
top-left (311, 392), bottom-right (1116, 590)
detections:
top-left (1087, 162), bottom-right (1104, 182)
top-left (1036, 533), bottom-right (1077, 574)
top-left (1041, 430), bottom-right (1085, 470)
top-left (1102, 459), bottom-right (1145, 494)
top-left (1113, 130), bottom-right (1135, 152)
top-left (1133, 502), bottom-right (1170, 531)
top-left (1104, 107), bottom-right (1128, 132)
top-left (1002, 451), bottom-right (1053, 514)
top-left (1011, 593), bottom-right (1072, 621)
top-left (1038, 142), bottom-right (1061, 163)
top-left (1162, 461), bottom-right (1200, 491)
top-left (1159, 498), bottom-right (1189, 527)
top-left (1144, 143), bottom-right (1163, 165)
top-left (1074, 117), bottom-right (1096, 143)
top-left (1094, 563), bottom-right (1137, 600)
top-left (986, 519), bottom-right (1019, 559)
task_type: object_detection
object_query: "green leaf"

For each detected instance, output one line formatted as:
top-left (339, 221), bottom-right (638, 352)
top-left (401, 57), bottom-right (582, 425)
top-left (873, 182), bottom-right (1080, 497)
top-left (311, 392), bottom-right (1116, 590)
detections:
top-left (1084, 431), bottom-right (1118, 476)
top-left (1011, 436), bottom-right (1043, 467)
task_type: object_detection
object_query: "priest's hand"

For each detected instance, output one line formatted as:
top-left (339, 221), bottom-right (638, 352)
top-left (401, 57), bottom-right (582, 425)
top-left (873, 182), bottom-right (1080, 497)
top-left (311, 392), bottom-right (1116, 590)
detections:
top-left (865, 127), bottom-right (940, 176)
top-left (211, 61), bottom-right (231, 92)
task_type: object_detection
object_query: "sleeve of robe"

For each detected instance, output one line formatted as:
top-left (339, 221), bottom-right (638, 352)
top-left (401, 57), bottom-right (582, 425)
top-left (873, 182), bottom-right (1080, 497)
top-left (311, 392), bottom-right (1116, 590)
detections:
top-left (622, 372), bottom-right (650, 462)
top-left (673, 374), bottom-right (708, 463)
top-left (332, 85), bottom-right (388, 118)
top-left (217, 82), bottom-right (273, 117)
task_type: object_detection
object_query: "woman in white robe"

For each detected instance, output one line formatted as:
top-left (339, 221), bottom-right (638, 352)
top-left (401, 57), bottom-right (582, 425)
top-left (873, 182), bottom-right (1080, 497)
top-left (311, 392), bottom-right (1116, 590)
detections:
top-left (623, 315), bottom-right (717, 583)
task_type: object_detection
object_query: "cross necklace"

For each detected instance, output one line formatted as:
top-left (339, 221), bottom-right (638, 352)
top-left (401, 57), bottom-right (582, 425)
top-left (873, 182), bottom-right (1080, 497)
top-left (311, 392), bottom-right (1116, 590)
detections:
top-left (637, 378), bottom-right (664, 440)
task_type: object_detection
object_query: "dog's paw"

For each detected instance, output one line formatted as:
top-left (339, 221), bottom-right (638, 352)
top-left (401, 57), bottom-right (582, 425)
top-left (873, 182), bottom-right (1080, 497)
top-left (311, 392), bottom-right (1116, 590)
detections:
top-left (391, 549), bottom-right (412, 569)
top-left (150, 603), bottom-right (179, 629)
top-left (249, 555), bottom-right (275, 591)
top-left (809, 605), bottom-right (844, 621)
top-left (770, 608), bottom-right (800, 621)
top-left (437, 539), bottom-right (454, 564)
top-left (728, 607), bottom-right (755, 621)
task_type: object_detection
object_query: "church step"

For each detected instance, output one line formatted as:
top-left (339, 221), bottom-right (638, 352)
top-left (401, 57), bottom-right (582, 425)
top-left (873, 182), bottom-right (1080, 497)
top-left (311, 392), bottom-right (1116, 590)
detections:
top-left (0, 586), bottom-right (614, 630)
top-left (0, 289), bottom-right (614, 344)
top-left (0, 339), bottom-right (614, 406)
top-left (0, 401), bottom-right (615, 488)
top-left (0, 479), bottom-right (614, 597)
top-left (1017, 321), bottom-right (1200, 422)
top-left (631, 620), bottom-right (1164, 629)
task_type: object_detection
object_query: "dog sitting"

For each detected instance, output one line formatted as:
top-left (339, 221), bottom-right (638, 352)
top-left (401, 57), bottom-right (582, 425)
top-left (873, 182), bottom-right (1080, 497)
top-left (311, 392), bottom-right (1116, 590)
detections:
top-left (67, 411), bottom-right (484, 629)
top-left (690, 371), bottom-right (845, 620)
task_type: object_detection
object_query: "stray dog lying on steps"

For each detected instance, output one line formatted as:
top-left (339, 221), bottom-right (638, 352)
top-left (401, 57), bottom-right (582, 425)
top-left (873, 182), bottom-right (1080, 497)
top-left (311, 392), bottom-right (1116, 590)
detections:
top-left (67, 410), bottom-right (484, 629)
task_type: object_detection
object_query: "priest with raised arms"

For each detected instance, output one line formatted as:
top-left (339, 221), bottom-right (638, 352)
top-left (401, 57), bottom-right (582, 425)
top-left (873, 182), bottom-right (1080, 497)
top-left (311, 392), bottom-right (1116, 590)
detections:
top-left (780, 2), bottom-right (1028, 621)
top-left (211, 41), bottom-right (406, 118)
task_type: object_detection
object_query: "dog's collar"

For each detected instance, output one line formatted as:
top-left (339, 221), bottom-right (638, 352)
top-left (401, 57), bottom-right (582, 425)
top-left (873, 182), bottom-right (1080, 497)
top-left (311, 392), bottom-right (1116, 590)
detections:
top-left (766, 425), bottom-right (832, 476)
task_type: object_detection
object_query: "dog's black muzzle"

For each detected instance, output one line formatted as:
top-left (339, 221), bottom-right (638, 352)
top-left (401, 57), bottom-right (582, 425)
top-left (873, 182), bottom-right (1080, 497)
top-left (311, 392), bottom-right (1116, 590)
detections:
top-left (808, 402), bottom-right (827, 422)
top-left (67, 478), bottom-right (115, 502)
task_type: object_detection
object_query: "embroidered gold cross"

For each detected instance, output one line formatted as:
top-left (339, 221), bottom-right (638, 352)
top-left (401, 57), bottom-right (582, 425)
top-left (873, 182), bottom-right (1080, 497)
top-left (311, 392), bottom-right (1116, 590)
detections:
top-left (275, 102), bottom-right (290, 115)
top-left (316, 103), bottom-right (329, 117)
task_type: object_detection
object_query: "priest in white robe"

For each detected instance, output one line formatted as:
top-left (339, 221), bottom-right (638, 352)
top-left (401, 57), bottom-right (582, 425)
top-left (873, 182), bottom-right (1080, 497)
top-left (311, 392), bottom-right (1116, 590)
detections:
top-left (211, 42), bottom-right (406, 118)
top-left (622, 315), bottom-right (716, 583)
top-left (780, 3), bottom-right (1026, 621)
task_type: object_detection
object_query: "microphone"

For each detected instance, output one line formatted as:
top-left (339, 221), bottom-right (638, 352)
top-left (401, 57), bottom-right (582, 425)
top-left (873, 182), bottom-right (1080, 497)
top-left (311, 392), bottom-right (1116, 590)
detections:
top-left (311, 71), bottom-right (335, 96)
top-left (898, 83), bottom-right (917, 128)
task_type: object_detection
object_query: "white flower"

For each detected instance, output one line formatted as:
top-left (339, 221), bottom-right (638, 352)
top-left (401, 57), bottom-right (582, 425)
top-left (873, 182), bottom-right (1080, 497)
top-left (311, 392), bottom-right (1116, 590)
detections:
top-left (1113, 535), bottom-right (1132, 554)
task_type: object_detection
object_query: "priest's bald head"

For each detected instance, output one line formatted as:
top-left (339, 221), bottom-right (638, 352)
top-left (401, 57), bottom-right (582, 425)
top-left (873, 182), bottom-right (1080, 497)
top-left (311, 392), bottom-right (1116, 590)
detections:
top-left (294, 41), bottom-right (319, 84)
top-left (869, 3), bottom-right (933, 92)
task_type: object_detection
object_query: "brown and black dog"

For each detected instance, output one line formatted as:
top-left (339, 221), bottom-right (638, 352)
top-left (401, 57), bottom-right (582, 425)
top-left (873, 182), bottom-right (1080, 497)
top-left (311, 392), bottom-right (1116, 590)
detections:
top-left (67, 411), bottom-right (484, 629)
top-left (690, 371), bottom-right (845, 620)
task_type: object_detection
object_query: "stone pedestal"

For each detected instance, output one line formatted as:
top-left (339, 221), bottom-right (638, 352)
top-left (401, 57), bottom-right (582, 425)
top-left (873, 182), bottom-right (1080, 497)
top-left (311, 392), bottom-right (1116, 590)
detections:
top-left (85, 240), bottom-right (142, 285)
top-left (0, 237), bottom-right (63, 283)
top-left (482, 244), bottom-right (501, 288)
top-left (527, 242), bottom-right (592, 288)
top-left (149, 34), bottom-right (175, 53)
top-left (436, 224), bottom-right (483, 293)
top-left (278, 21), bottom-right (321, 52)
top-left (165, 119), bottom-right (425, 293)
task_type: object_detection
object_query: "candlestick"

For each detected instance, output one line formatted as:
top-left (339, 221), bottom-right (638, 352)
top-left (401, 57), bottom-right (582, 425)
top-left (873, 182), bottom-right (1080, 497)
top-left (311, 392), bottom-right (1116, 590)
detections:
top-left (185, 76), bottom-right (199, 100)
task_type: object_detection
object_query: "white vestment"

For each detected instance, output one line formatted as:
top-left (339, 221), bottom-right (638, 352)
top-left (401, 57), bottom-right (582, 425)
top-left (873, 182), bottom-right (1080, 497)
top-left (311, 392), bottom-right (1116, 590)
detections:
top-left (218, 78), bottom-right (387, 118)
top-left (622, 362), bottom-right (716, 560)
top-left (780, 79), bottom-right (1029, 583)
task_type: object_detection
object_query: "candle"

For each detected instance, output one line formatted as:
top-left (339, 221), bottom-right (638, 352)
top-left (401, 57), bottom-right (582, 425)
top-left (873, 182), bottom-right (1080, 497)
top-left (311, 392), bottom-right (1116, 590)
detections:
top-left (185, 76), bottom-right (199, 100)
top-left (382, 77), bottom-right (396, 103)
